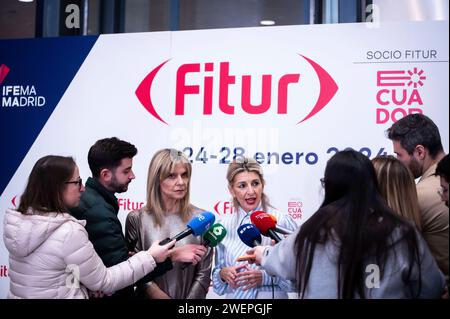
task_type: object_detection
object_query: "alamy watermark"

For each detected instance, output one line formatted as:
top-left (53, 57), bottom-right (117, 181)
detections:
top-left (365, 4), bottom-right (381, 29)
top-left (65, 4), bottom-right (80, 29)
top-left (365, 264), bottom-right (380, 289)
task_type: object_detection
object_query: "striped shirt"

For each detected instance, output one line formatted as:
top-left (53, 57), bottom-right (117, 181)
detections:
top-left (212, 205), bottom-right (298, 299)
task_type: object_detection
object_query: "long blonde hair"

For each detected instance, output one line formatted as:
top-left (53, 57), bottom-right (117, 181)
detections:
top-left (145, 149), bottom-right (193, 226)
top-left (226, 157), bottom-right (271, 212)
top-left (372, 155), bottom-right (422, 230)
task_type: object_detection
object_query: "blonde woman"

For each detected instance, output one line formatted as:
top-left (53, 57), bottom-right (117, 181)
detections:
top-left (125, 149), bottom-right (212, 299)
top-left (372, 155), bottom-right (422, 230)
top-left (212, 157), bottom-right (297, 299)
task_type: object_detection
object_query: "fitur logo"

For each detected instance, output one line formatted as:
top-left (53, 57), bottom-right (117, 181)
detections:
top-left (214, 201), bottom-right (235, 215)
top-left (135, 54), bottom-right (338, 125)
top-left (118, 198), bottom-right (144, 212)
top-left (0, 64), bottom-right (46, 108)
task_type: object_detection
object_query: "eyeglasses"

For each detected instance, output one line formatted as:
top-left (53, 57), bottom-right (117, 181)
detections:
top-left (65, 178), bottom-right (83, 189)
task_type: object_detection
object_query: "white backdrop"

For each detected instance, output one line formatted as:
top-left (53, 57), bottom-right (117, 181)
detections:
top-left (0, 21), bottom-right (448, 298)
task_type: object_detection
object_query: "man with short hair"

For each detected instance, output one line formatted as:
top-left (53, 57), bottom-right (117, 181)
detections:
top-left (70, 137), bottom-right (170, 298)
top-left (387, 114), bottom-right (449, 279)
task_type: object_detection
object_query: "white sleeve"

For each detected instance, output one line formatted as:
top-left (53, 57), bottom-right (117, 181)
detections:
top-left (63, 225), bottom-right (156, 294)
top-left (261, 227), bottom-right (299, 281)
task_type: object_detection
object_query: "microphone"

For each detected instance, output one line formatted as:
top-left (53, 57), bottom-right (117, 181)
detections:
top-left (202, 223), bottom-right (227, 247)
top-left (159, 211), bottom-right (215, 245)
top-left (181, 223), bottom-right (227, 269)
top-left (250, 211), bottom-right (283, 243)
top-left (237, 224), bottom-right (262, 247)
top-left (267, 214), bottom-right (293, 235)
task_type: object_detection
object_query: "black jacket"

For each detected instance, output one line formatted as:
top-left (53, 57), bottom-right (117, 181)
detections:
top-left (70, 177), bottom-right (172, 298)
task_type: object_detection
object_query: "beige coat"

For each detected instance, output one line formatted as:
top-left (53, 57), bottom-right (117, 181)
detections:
top-left (417, 163), bottom-right (449, 279)
top-left (3, 209), bottom-right (156, 298)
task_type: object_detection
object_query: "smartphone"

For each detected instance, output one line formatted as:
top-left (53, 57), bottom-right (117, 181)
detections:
top-left (236, 254), bottom-right (256, 262)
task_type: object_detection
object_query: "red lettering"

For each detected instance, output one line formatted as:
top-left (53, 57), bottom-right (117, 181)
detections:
top-left (175, 63), bottom-right (200, 115)
top-left (203, 63), bottom-right (214, 115)
top-left (241, 74), bottom-right (272, 114)
top-left (0, 265), bottom-right (8, 277)
top-left (278, 74), bottom-right (300, 114)
top-left (377, 89), bottom-right (424, 107)
top-left (376, 89), bottom-right (390, 106)
top-left (376, 108), bottom-right (390, 124)
top-left (376, 107), bottom-right (423, 124)
top-left (219, 62), bottom-right (236, 114)
top-left (408, 89), bottom-right (423, 105)
top-left (174, 62), bottom-right (301, 116)
top-left (118, 198), bottom-right (144, 212)
top-left (288, 207), bottom-right (302, 214)
top-left (392, 89), bottom-right (407, 105)
top-left (391, 107), bottom-right (408, 122)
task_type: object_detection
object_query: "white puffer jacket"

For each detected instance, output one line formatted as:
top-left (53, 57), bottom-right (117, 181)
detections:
top-left (3, 208), bottom-right (156, 299)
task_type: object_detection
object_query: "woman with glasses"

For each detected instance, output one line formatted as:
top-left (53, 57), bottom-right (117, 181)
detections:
top-left (212, 157), bottom-right (297, 299)
top-left (3, 155), bottom-right (175, 299)
top-left (248, 150), bottom-right (445, 298)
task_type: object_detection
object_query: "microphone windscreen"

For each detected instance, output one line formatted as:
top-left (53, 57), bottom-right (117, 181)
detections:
top-left (187, 211), bottom-right (216, 236)
top-left (250, 211), bottom-right (277, 235)
top-left (203, 223), bottom-right (227, 247)
top-left (237, 224), bottom-right (262, 247)
top-left (268, 214), bottom-right (277, 223)
top-left (253, 210), bottom-right (277, 223)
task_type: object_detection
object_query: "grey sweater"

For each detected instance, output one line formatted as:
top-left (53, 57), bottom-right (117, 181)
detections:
top-left (261, 227), bottom-right (445, 298)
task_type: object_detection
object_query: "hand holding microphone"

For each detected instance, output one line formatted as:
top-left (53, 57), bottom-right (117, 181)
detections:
top-left (159, 211), bottom-right (215, 245)
top-left (171, 244), bottom-right (207, 265)
top-left (148, 239), bottom-right (176, 262)
top-left (180, 223), bottom-right (227, 268)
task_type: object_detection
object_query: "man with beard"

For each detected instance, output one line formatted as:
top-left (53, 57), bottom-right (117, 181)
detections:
top-left (71, 137), bottom-right (172, 298)
top-left (387, 114), bottom-right (448, 279)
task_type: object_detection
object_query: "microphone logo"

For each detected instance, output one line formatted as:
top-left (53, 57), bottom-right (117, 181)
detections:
top-left (238, 224), bottom-right (253, 235)
top-left (212, 225), bottom-right (225, 236)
